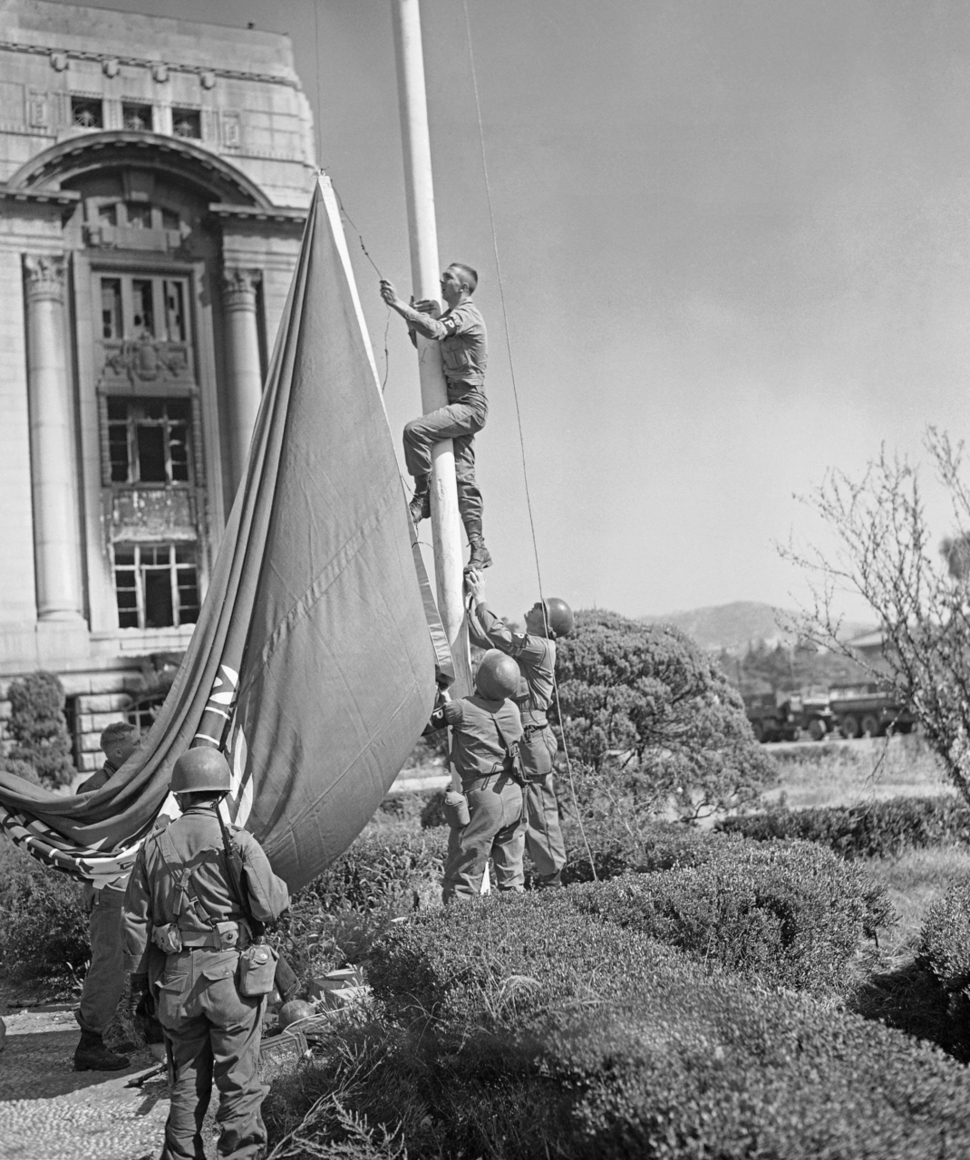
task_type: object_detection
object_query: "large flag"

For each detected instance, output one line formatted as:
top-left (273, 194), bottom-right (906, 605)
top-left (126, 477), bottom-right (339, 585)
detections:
top-left (0, 176), bottom-right (442, 892)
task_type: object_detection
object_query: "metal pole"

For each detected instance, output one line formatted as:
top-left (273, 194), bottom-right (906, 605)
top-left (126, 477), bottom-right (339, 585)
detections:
top-left (390, 0), bottom-right (470, 689)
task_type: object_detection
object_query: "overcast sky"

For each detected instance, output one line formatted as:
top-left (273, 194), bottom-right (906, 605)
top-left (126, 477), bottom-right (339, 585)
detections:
top-left (42, 0), bottom-right (970, 624)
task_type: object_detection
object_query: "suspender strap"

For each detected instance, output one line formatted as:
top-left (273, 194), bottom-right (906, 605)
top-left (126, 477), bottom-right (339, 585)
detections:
top-left (154, 828), bottom-right (217, 928)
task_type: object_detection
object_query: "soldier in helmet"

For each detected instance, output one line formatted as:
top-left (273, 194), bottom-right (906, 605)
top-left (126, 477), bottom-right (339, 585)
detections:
top-left (123, 748), bottom-right (289, 1160)
top-left (74, 720), bottom-right (142, 1071)
top-left (464, 571), bottom-right (574, 888)
top-left (431, 649), bottom-right (525, 901)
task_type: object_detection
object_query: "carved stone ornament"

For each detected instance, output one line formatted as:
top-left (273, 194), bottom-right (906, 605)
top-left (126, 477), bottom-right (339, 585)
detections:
top-left (103, 58), bottom-right (120, 78)
top-left (24, 254), bottom-right (67, 302)
top-left (221, 267), bottom-right (261, 311)
top-left (103, 339), bottom-right (188, 383)
top-left (152, 63), bottom-right (169, 83)
top-left (200, 71), bottom-right (216, 90)
top-left (49, 51), bottom-right (68, 72)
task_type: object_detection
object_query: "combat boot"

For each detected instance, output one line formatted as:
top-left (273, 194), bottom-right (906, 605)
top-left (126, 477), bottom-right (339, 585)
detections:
top-left (74, 1029), bottom-right (129, 1071)
top-left (465, 535), bottom-right (493, 572)
top-left (409, 477), bottom-right (431, 524)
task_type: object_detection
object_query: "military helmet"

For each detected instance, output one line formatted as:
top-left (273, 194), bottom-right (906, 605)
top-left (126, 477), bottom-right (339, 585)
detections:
top-left (171, 747), bottom-right (231, 795)
top-left (542, 597), bottom-right (574, 639)
top-left (475, 649), bottom-right (521, 701)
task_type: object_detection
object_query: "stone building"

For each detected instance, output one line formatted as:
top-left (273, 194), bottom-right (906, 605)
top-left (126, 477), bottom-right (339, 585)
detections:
top-left (0, 1), bottom-right (316, 768)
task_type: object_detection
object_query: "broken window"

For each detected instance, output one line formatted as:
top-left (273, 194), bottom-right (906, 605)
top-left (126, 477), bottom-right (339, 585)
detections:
top-left (106, 397), bottom-right (191, 485)
top-left (71, 96), bottom-right (103, 129)
top-left (113, 543), bottom-right (200, 629)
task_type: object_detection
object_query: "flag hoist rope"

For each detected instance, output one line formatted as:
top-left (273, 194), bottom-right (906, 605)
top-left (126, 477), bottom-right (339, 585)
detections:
top-left (460, 0), bottom-right (597, 880)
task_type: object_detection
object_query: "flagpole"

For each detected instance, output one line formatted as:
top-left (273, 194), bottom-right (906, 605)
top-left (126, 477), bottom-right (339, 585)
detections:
top-left (390, 0), bottom-right (469, 689)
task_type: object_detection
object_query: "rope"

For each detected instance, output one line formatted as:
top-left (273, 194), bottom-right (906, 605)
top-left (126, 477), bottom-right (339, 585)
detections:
top-left (461, 0), bottom-right (597, 880)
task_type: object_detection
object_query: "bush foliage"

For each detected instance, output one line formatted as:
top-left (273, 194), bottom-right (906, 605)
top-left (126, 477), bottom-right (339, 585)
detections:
top-left (0, 838), bottom-right (89, 989)
top-left (270, 892), bottom-right (970, 1160)
top-left (553, 610), bottom-right (775, 826)
top-left (1, 671), bottom-right (75, 788)
top-left (717, 794), bottom-right (970, 859)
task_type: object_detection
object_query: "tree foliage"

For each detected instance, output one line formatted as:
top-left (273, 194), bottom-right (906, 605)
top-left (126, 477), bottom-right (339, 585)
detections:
top-left (552, 609), bottom-right (775, 826)
top-left (2, 671), bottom-right (75, 788)
top-left (788, 429), bottom-right (970, 804)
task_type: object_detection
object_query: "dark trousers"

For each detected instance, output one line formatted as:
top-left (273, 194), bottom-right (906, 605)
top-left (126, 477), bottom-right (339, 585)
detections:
top-left (442, 771), bottom-right (525, 901)
top-left (155, 948), bottom-right (266, 1160)
top-left (403, 397), bottom-right (487, 538)
top-left (77, 884), bottom-right (126, 1035)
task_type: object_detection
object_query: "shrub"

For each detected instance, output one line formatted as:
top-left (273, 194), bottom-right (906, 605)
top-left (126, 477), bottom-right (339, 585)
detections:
top-left (554, 610), bottom-right (775, 822)
top-left (0, 838), bottom-right (89, 990)
top-left (717, 795), bottom-right (970, 859)
top-left (2, 671), bottom-right (75, 788)
top-left (919, 877), bottom-right (970, 994)
top-left (276, 828), bottom-right (448, 987)
top-left (570, 840), bottom-right (890, 993)
top-left (283, 895), bottom-right (970, 1160)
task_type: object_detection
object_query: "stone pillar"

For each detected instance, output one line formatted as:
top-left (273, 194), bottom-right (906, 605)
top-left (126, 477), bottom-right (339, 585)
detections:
top-left (24, 254), bottom-right (84, 622)
top-left (222, 267), bottom-right (263, 492)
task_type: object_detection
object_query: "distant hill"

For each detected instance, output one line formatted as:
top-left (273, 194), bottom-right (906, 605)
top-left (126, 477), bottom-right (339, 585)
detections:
top-left (640, 601), bottom-right (872, 653)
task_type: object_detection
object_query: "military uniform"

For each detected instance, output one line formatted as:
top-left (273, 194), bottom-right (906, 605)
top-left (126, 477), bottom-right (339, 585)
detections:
top-left (403, 301), bottom-right (489, 545)
top-left (75, 760), bottom-right (128, 1045)
top-left (124, 805), bottom-right (289, 1160)
top-left (469, 603), bottom-right (567, 886)
top-left (434, 692), bottom-right (525, 901)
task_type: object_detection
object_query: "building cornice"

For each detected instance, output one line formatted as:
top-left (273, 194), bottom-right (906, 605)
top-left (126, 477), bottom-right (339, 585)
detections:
top-left (0, 39), bottom-right (301, 90)
top-left (0, 184), bottom-right (79, 205)
top-left (208, 203), bottom-right (307, 224)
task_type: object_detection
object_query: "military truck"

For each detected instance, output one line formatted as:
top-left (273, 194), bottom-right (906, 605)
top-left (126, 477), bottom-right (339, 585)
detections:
top-left (744, 689), bottom-right (835, 743)
top-left (828, 685), bottom-right (916, 738)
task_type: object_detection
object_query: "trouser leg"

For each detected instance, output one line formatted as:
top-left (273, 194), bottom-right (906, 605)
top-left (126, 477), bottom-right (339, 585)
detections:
top-left (77, 884), bottom-right (126, 1035)
top-left (403, 401), bottom-right (485, 480)
top-left (453, 431), bottom-right (483, 541)
top-left (491, 779), bottom-right (526, 893)
top-left (525, 774), bottom-right (567, 883)
top-left (442, 781), bottom-right (504, 902)
top-left (160, 1013), bottom-right (212, 1160)
top-left (205, 977), bottom-right (268, 1159)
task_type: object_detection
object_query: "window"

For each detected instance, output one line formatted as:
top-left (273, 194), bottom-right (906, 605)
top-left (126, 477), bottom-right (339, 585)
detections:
top-left (101, 278), bottom-right (122, 340)
top-left (71, 96), bottom-right (103, 129)
top-left (161, 208), bottom-right (180, 231)
top-left (106, 397), bottom-right (191, 485)
top-left (172, 108), bottom-right (201, 140)
top-left (126, 203), bottom-right (153, 231)
top-left (122, 102), bottom-right (153, 132)
top-left (114, 543), bottom-right (200, 629)
top-left (98, 203), bottom-right (117, 227)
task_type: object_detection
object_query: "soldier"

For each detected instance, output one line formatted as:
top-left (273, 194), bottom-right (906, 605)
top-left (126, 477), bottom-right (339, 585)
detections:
top-left (123, 748), bottom-right (289, 1160)
top-left (74, 720), bottom-right (141, 1071)
top-left (465, 571), bottom-right (575, 887)
top-left (432, 650), bottom-right (526, 901)
top-left (379, 263), bottom-right (493, 572)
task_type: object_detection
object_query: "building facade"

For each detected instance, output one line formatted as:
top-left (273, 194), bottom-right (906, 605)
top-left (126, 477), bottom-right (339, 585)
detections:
top-left (0, 1), bottom-right (316, 767)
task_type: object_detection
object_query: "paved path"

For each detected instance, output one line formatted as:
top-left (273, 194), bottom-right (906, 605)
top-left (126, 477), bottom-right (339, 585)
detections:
top-left (0, 1007), bottom-right (187, 1160)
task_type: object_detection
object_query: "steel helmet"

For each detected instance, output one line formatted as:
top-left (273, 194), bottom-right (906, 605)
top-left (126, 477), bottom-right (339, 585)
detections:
top-left (475, 649), bottom-right (521, 701)
top-left (542, 597), bottom-right (574, 639)
top-left (171, 748), bottom-right (231, 795)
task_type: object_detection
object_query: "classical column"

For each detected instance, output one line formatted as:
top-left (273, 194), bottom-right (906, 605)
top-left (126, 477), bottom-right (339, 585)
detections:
top-left (222, 267), bottom-right (263, 493)
top-left (24, 254), bottom-right (84, 622)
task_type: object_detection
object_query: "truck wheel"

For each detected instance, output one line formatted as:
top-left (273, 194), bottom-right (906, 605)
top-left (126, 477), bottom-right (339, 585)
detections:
top-left (840, 714), bottom-right (860, 740)
top-left (808, 719), bottom-right (826, 742)
top-left (861, 714), bottom-right (881, 738)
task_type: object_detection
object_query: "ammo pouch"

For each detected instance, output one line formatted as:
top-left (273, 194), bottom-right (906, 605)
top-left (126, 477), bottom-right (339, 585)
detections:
top-left (237, 942), bottom-right (279, 996)
top-left (152, 922), bottom-right (183, 955)
top-left (442, 788), bottom-right (471, 828)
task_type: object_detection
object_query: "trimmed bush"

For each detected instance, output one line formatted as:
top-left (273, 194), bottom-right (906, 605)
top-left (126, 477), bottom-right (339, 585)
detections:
top-left (0, 838), bottom-right (89, 989)
top-left (717, 794), bottom-right (970, 859)
top-left (919, 877), bottom-right (970, 994)
top-left (2, 671), bottom-right (75, 788)
top-left (285, 895), bottom-right (970, 1160)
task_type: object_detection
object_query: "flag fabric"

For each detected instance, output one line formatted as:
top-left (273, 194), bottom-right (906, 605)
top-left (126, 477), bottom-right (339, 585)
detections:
top-left (0, 176), bottom-right (440, 892)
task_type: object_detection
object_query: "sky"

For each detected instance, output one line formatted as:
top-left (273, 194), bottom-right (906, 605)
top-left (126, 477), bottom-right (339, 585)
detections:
top-left (42, 0), bottom-right (970, 624)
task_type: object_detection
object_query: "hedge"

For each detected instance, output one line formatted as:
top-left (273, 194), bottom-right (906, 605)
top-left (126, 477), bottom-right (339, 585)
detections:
top-left (716, 794), bottom-right (970, 859)
top-left (272, 893), bottom-right (970, 1160)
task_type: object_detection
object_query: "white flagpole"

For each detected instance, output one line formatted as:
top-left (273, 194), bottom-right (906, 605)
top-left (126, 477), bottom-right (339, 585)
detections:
top-left (390, 0), bottom-right (470, 693)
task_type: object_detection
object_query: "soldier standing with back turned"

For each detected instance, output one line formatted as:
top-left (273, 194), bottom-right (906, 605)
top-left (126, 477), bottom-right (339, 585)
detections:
top-left (123, 748), bottom-right (289, 1160)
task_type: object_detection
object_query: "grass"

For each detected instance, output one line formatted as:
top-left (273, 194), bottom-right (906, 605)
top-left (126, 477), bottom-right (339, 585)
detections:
top-left (867, 844), bottom-right (970, 961)
top-left (762, 733), bottom-right (950, 810)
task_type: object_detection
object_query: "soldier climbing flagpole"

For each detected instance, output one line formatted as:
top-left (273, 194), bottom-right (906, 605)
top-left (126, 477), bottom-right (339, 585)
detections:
top-left (390, 0), bottom-right (473, 695)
